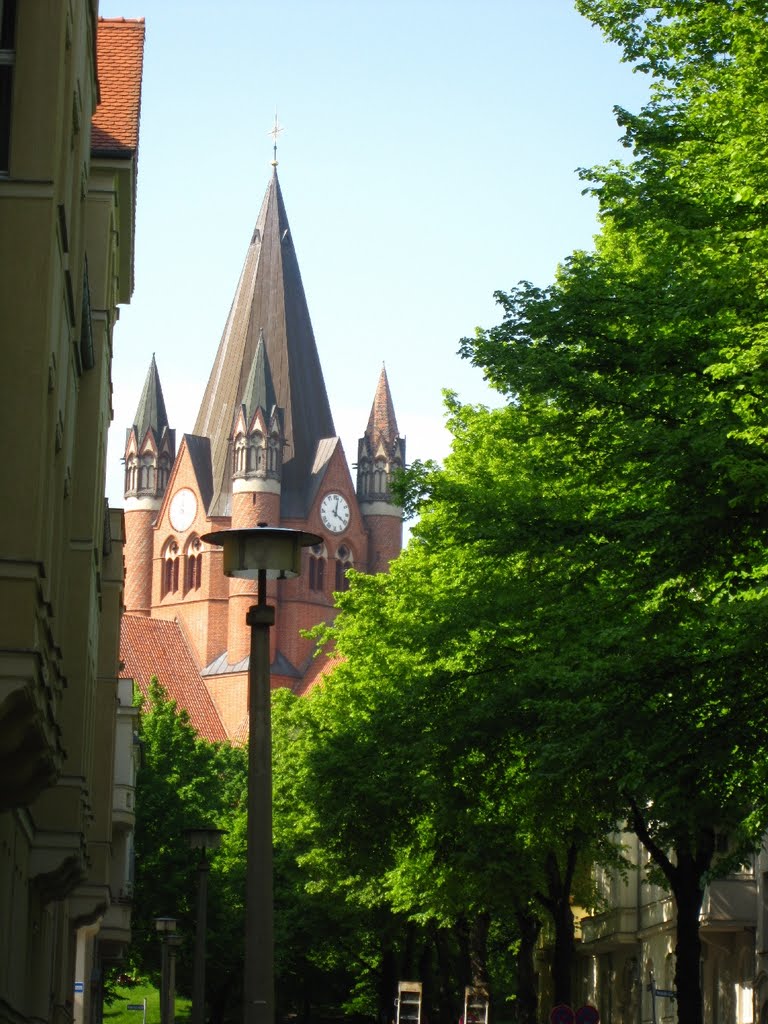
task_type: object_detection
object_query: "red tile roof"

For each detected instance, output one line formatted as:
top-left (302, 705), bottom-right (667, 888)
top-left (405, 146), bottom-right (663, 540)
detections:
top-left (293, 652), bottom-right (343, 696)
top-left (91, 18), bottom-right (145, 155)
top-left (120, 615), bottom-right (228, 743)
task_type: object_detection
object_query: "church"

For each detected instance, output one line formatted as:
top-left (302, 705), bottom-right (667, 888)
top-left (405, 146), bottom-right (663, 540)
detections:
top-left (119, 162), bottom-right (405, 741)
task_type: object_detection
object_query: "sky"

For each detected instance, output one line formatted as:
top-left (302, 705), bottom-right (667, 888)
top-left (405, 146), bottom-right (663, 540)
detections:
top-left (99, 0), bottom-right (651, 509)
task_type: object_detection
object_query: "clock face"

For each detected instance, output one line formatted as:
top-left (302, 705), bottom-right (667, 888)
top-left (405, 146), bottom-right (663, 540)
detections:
top-left (320, 492), bottom-right (350, 534)
top-left (169, 487), bottom-right (197, 533)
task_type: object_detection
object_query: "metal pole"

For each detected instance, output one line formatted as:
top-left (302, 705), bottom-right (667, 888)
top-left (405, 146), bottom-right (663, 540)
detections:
top-left (167, 936), bottom-right (180, 1024)
top-left (192, 854), bottom-right (210, 1024)
top-left (160, 938), bottom-right (169, 1024)
top-left (244, 568), bottom-right (275, 1024)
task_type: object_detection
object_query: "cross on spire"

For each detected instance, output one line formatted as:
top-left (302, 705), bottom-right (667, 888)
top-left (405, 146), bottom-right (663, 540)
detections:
top-left (268, 112), bottom-right (284, 166)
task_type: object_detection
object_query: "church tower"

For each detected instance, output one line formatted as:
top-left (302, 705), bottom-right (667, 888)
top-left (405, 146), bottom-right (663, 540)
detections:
top-left (228, 331), bottom-right (285, 664)
top-left (120, 163), bottom-right (407, 739)
top-left (123, 355), bottom-right (175, 615)
top-left (357, 365), bottom-right (406, 572)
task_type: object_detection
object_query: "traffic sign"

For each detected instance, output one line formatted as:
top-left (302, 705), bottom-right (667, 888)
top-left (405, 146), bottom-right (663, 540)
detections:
top-left (576, 1005), bottom-right (600, 1024)
top-left (550, 1004), bottom-right (575, 1024)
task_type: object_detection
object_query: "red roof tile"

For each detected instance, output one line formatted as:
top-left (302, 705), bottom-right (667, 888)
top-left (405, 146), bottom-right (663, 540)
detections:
top-left (293, 653), bottom-right (343, 696)
top-left (120, 615), bottom-right (228, 743)
top-left (91, 18), bottom-right (145, 155)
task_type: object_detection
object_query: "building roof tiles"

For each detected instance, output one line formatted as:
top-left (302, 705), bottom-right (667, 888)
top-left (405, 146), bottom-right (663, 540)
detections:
top-left (120, 615), bottom-right (227, 743)
top-left (91, 18), bottom-right (145, 156)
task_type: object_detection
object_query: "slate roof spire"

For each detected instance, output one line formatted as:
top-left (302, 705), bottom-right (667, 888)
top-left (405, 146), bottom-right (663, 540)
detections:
top-left (194, 169), bottom-right (335, 517)
top-left (129, 353), bottom-right (169, 446)
top-left (241, 329), bottom-right (277, 421)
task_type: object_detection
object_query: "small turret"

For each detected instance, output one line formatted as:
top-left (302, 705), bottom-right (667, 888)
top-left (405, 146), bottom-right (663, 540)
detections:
top-left (357, 366), bottom-right (405, 571)
top-left (231, 330), bottom-right (284, 489)
top-left (124, 354), bottom-right (175, 501)
top-left (228, 332), bottom-right (285, 663)
top-left (123, 355), bottom-right (175, 614)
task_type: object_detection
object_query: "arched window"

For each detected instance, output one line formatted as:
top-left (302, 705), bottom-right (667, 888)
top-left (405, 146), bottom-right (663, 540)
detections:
top-left (233, 434), bottom-right (247, 477)
top-left (373, 459), bottom-right (387, 494)
top-left (158, 454), bottom-right (170, 492)
top-left (335, 545), bottom-right (353, 592)
top-left (267, 434), bottom-right (280, 474)
top-left (360, 458), bottom-right (371, 495)
top-left (125, 455), bottom-right (138, 494)
top-left (185, 536), bottom-right (202, 593)
top-left (308, 543), bottom-right (326, 593)
top-left (161, 539), bottom-right (179, 598)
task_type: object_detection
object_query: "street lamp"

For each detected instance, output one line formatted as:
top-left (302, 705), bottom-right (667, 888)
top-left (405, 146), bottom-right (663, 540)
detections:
top-left (200, 526), bottom-right (320, 1024)
top-left (154, 916), bottom-right (177, 1024)
top-left (184, 826), bottom-right (225, 1024)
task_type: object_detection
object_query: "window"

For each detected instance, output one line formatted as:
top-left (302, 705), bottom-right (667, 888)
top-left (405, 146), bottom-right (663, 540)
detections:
top-left (335, 545), bottom-right (353, 592)
top-left (0, 0), bottom-right (16, 175)
top-left (161, 540), bottom-right (179, 597)
top-left (158, 454), bottom-right (170, 492)
top-left (185, 537), bottom-right (202, 592)
top-left (308, 543), bottom-right (326, 592)
top-left (80, 258), bottom-right (94, 370)
top-left (373, 459), bottom-right (387, 494)
top-left (125, 455), bottom-right (138, 494)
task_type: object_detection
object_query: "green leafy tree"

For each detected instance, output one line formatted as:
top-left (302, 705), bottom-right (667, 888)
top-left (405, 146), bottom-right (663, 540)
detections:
top-left (298, 533), bottom-right (621, 1018)
top-left (130, 679), bottom-right (248, 1021)
top-left (433, 4), bottom-right (768, 1023)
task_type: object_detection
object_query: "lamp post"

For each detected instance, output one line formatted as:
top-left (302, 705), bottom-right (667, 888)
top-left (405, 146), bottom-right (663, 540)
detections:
top-left (155, 916), bottom-right (177, 1024)
top-left (201, 526), bottom-right (320, 1024)
top-left (184, 826), bottom-right (225, 1024)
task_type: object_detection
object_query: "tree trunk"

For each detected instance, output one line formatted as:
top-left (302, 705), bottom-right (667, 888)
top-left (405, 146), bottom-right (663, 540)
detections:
top-left (469, 912), bottom-right (491, 990)
top-left (514, 908), bottom-right (541, 1024)
top-left (379, 940), bottom-right (398, 1024)
top-left (628, 801), bottom-right (714, 1024)
top-left (434, 926), bottom-right (457, 1024)
top-left (670, 852), bottom-right (707, 1024)
top-left (536, 845), bottom-right (578, 1008)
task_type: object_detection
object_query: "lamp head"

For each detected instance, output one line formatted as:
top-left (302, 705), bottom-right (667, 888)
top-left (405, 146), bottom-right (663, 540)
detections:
top-left (201, 526), bottom-right (322, 580)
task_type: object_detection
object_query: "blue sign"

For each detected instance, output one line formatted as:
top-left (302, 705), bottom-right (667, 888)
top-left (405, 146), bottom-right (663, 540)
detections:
top-left (74, 982), bottom-right (84, 993)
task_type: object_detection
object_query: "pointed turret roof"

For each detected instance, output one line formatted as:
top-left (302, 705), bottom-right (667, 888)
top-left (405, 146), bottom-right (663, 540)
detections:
top-left (129, 353), bottom-right (169, 444)
top-left (365, 364), bottom-right (400, 444)
top-left (194, 169), bottom-right (335, 517)
top-left (241, 330), bottom-right (277, 422)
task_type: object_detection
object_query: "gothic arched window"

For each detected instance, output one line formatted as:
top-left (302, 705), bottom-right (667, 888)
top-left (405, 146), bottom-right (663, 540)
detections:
top-left (233, 434), bottom-right (247, 477)
top-left (185, 536), bottom-right (202, 593)
top-left (335, 545), bottom-right (353, 592)
top-left (125, 455), bottom-right (138, 494)
top-left (158, 454), bottom-right (170, 492)
top-left (373, 459), bottom-right (387, 494)
top-left (308, 543), bottom-right (326, 593)
top-left (161, 539), bottom-right (179, 598)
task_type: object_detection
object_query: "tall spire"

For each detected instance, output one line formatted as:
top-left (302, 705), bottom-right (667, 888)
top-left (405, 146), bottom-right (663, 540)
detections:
top-left (357, 365), bottom-right (405, 503)
top-left (365, 364), bottom-right (400, 442)
top-left (194, 170), bottom-right (335, 517)
top-left (124, 354), bottom-right (175, 501)
top-left (129, 353), bottom-right (168, 444)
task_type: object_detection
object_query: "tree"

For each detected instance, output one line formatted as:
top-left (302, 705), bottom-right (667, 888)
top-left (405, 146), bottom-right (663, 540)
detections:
top-left (129, 679), bottom-right (248, 1021)
top-left (437, 5), bottom-right (768, 1023)
top-left (298, 527), bottom-right (622, 1018)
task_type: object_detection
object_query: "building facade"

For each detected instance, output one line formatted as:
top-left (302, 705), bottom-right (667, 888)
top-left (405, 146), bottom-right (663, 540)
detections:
top-left (120, 165), bottom-right (406, 741)
top-left (552, 836), bottom-right (768, 1024)
top-left (0, 4), bottom-right (143, 1022)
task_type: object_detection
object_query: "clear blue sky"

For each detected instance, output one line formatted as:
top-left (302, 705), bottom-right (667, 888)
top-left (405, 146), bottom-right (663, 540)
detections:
top-left (99, 0), bottom-right (650, 508)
